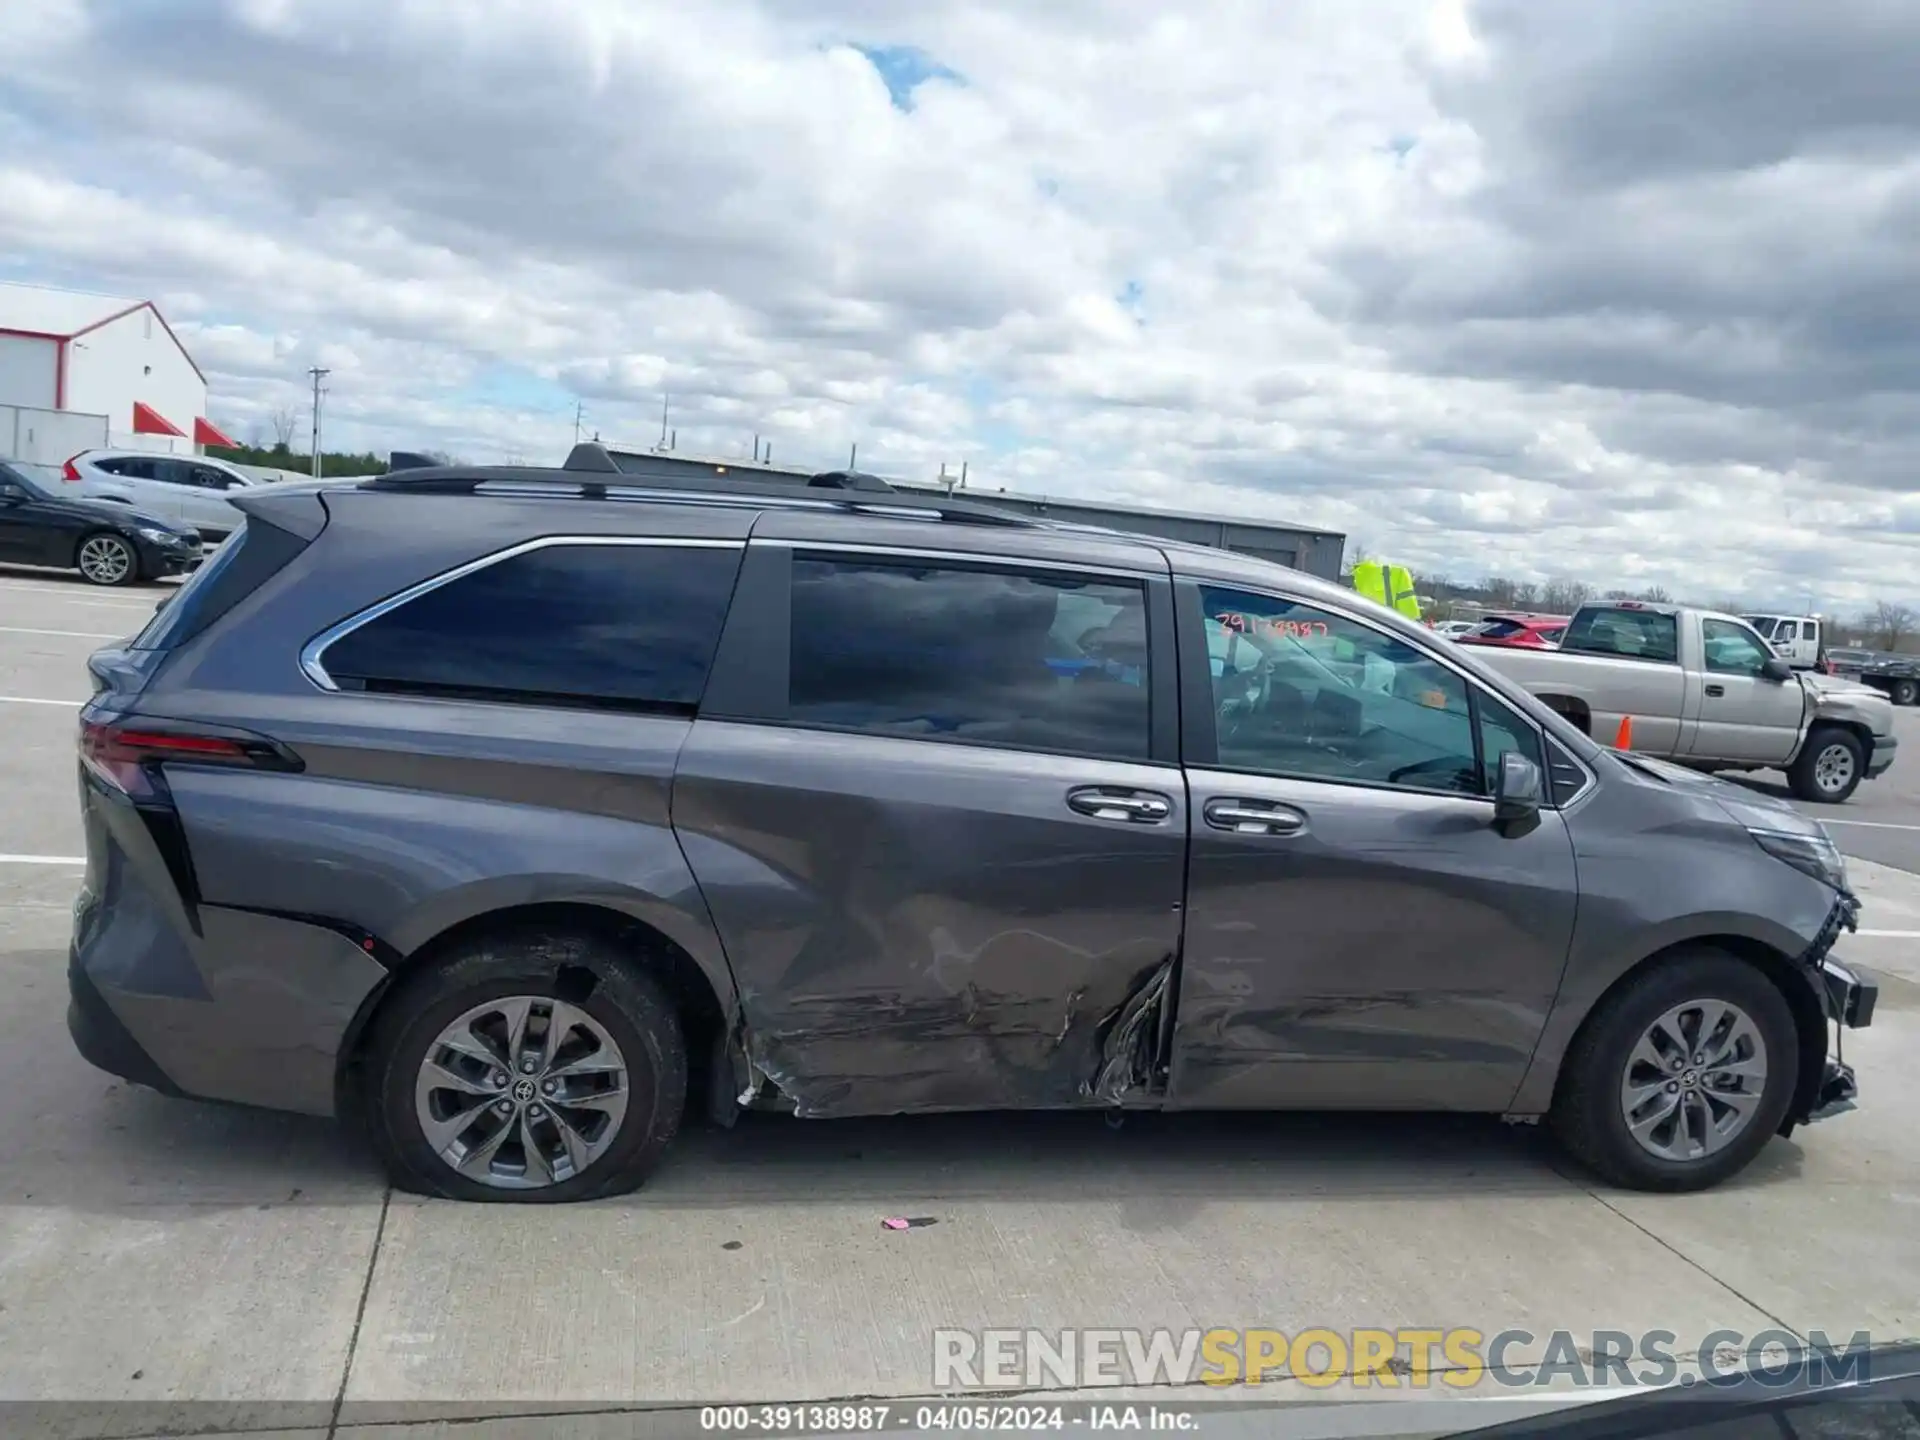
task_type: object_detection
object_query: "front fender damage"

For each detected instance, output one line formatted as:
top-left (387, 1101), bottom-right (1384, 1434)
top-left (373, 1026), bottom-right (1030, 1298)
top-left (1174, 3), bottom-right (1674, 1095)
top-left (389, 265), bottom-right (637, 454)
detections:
top-left (1783, 888), bottom-right (1873, 1132)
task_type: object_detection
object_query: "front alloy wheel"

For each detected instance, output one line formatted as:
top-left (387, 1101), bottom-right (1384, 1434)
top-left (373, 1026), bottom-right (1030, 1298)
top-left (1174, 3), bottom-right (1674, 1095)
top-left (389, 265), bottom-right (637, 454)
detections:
top-left (77, 532), bottom-right (138, 586)
top-left (1552, 950), bottom-right (1797, 1191)
top-left (1618, 1000), bottom-right (1768, 1163)
top-left (1788, 726), bottom-right (1865, 803)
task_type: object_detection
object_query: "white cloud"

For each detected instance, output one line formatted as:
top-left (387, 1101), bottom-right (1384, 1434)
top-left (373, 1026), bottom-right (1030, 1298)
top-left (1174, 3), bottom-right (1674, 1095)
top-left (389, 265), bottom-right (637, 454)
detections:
top-left (0, 0), bottom-right (1916, 612)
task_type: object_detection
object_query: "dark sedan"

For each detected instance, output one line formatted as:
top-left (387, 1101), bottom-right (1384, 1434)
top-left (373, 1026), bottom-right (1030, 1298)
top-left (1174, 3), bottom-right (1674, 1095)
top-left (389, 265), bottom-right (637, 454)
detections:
top-left (0, 460), bottom-right (204, 586)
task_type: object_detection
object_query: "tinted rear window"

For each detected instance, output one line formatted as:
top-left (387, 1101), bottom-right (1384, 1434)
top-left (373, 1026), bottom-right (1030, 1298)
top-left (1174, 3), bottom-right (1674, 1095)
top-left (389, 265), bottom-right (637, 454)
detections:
top-left (1560, 608), bottom-right (1679, 663)
top-left (1473, 619), bottom-right (1525, 638)
top-left (319, 541), bottom-right (741, 712)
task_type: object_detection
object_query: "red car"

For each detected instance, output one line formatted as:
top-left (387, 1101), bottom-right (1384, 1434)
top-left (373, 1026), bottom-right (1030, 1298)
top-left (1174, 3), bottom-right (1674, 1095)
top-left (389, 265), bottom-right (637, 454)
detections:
top-left (1456, 614), bottom-right (1569, 649)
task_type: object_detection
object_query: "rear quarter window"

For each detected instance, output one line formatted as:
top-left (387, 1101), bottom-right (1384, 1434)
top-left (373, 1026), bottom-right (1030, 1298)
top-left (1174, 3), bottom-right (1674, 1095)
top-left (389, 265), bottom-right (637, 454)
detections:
top-left (316, 541), bottom-right (743, 712)
top-left (130, 515), bottom-right (318, 651)
top-left (1560, 608), bottom-right (1679, 663)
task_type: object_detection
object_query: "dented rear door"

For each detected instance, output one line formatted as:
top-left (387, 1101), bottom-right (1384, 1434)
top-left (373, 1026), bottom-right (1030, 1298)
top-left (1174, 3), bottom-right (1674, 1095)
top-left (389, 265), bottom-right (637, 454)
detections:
top-left (671, 525), bottom-right (1187, 1117)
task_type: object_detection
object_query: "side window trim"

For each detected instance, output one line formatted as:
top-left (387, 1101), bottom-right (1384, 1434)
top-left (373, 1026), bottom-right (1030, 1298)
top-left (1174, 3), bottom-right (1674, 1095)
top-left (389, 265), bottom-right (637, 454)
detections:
top-left (298, 535), bottom-right (745, 693)
top-left (1174, 574), bottom-right (1566, 807)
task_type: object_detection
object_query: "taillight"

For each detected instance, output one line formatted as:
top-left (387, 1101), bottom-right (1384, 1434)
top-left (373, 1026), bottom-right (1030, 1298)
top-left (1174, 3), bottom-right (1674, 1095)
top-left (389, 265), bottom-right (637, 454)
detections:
top-left (79, 717), bottom-right (301, 799)
top-left (62, 455), bottom-right (83, 482)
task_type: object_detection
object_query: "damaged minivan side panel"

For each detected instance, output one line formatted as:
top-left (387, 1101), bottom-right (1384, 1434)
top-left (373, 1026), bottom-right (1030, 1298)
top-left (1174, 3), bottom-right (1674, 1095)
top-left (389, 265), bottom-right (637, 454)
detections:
top-left (673, 531), bottom-right (1189, 1118)
top-left (672, 721), bottom-right (1188, 1117)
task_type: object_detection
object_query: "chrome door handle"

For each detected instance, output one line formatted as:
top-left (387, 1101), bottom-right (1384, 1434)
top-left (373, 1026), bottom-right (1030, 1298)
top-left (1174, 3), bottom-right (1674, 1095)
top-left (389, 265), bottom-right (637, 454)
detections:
top-left (1204, 799), bottom-right (1305, 835)
top-left (1067, 787), bottom-right (1173, 823)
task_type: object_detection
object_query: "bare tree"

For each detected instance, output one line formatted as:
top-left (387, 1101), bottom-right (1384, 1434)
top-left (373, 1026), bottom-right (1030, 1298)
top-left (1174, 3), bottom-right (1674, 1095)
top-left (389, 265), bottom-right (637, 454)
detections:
top-left (1639, 585), bottom-right (1674, 603)
top-left (1867, 599), bottom-right (1917, 651)
top-left (1511, 580), bottom-right (1540, 609)
top-left (269, 406), bottom-right (299, 452)
top-left (1540, 578), bottom-right (1595, 614)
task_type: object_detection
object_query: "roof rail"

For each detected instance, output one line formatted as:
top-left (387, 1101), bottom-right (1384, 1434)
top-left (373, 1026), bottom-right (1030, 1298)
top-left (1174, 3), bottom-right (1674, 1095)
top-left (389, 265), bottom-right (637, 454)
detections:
top-left (360, 453), bottom-right (1037, 528)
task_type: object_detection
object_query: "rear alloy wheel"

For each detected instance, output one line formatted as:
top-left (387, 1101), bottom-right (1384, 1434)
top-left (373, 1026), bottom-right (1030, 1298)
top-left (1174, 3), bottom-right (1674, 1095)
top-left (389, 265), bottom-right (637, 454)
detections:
top-left (413, 996), bottom-right (632, 1191)
top-left (1552, 952), bottom-right (1797, 1192)
top-left (1892, 679), bottom-right (1919, 707)
top-left (76, 532), bottom-right (138, 587)
top-left (365, 933), bottom-right (686, 1202)
top-left (1787, 726), bottom-right (1864, 803)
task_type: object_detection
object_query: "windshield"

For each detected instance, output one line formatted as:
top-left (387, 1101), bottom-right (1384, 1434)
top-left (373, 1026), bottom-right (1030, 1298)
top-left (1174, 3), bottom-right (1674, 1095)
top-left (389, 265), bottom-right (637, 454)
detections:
top-left (0, 460), bottom-right (54, 501)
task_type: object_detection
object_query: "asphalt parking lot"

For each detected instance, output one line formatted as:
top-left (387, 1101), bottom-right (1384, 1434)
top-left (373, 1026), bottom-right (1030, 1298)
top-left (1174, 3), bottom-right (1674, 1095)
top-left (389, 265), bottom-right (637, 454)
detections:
top-left (1, 564), bottom-right (1917, 1439)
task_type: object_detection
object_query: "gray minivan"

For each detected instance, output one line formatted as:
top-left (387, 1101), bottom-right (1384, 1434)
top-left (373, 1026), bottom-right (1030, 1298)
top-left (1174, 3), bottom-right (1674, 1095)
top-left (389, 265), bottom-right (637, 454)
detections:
top-left (67, 450), bottom-right (1875, 1201)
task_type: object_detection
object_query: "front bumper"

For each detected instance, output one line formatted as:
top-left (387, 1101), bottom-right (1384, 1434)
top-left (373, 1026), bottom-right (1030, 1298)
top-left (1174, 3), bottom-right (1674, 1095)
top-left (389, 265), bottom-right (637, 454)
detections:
top-left (1799, 894), bottom-right (1876, 1126)
top-left (130, 534), bottom-right (204, 577)
top-left (1868, 732), bottom-right (1898, 778)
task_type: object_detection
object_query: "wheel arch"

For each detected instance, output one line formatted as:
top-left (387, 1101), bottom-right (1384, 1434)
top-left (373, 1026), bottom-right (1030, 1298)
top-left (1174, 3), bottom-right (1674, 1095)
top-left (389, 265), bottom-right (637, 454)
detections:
top-left (335, 898), bottom-right (734, 1125)
top-left (1542, 933), bottom-right (1827, 1130)
top-left (1510, 916), bottom-right (1829, 1123)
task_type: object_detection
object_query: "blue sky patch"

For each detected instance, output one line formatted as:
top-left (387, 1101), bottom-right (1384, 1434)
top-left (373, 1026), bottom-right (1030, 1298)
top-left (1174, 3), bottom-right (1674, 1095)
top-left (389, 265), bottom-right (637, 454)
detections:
top-left (852, 44), bottom-right (963, 111)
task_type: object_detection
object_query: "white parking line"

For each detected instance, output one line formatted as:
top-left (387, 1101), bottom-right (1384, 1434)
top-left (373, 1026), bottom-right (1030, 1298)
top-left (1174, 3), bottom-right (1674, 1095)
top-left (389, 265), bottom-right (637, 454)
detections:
top-left (0, 581), bottom-right (152, 604)
top-left (0, 695), bottom-right (81, 706)
top-left (0, 854), bottom-right (84, 866)
top-left (0, 626), bottom-right (122, 640)
top-left (1854, 929), bottom-right (1920, 939)
top-left (1824, 819), bottom-right (1920, 832)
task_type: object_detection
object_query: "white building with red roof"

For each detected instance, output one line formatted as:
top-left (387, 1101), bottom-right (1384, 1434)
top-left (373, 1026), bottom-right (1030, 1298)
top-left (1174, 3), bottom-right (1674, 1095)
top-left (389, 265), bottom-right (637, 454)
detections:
top-left (0, 282), bottom-right (233, 459)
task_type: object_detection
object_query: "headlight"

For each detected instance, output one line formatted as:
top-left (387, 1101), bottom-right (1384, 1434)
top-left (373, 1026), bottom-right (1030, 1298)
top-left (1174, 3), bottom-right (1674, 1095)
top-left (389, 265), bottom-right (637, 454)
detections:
top-left (134, 526), bottom-right (177, 544)
top-left (1750, 827), bottom-right (1849, 892)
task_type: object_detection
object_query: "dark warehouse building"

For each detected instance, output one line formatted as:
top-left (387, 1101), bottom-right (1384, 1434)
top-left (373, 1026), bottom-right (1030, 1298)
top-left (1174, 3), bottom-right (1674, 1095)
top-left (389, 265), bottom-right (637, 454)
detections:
top-left (587, 447), bottom-right (1348, 581)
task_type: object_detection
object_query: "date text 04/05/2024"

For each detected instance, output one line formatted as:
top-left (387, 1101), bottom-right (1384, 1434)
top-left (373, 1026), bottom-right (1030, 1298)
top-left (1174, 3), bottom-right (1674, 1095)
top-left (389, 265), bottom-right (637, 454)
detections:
top-left (699, 1404), bottom-right (1198, 1431)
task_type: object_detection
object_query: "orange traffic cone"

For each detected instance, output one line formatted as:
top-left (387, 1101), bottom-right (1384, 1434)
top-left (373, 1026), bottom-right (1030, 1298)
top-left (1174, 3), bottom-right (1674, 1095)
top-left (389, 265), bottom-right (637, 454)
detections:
top-left (1614, 715), bottom-right (1633, 750)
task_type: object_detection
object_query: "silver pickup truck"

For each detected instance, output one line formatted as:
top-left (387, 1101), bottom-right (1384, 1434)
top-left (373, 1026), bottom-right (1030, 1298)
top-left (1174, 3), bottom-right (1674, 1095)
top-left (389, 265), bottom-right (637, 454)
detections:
top-left (1477, 602), bottom-right (1898, 802)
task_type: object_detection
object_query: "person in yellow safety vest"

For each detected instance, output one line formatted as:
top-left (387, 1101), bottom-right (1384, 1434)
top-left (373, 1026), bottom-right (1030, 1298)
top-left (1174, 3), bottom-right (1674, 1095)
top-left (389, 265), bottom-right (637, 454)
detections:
top-left (1350, 560), bottom-right (1423, 623)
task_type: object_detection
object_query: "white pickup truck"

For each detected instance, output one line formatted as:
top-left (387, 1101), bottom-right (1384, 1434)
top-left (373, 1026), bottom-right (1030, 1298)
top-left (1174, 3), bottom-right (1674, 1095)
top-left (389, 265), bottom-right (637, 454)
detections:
top-left (1476, 601), bottom-right (1898, 802)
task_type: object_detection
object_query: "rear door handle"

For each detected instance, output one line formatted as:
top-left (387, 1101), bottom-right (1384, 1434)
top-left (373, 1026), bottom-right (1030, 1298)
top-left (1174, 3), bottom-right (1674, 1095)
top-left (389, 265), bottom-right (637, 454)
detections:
top-left (1704, 684), bottom-right (1726, 698)
top-left (1204, 798), bottom-right (1306, 835)
top-left (1067, 786), bottom-right (1173, 824)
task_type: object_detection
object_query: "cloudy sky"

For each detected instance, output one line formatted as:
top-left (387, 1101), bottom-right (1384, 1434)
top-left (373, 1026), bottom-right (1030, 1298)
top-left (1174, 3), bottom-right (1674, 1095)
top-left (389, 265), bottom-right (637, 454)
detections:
top-left (4, 0), bottom-right (1918, 610)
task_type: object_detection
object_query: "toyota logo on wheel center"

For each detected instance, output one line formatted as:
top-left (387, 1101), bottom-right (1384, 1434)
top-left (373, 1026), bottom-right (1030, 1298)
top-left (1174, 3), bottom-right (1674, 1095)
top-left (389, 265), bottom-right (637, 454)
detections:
top-left (511, 1078), bottom-right (537, 1103)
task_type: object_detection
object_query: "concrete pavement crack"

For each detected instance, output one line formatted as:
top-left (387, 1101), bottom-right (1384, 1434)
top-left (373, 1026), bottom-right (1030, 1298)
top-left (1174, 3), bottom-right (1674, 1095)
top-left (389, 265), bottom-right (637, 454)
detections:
top-left (328, 1185), bottom-right (393, 1440)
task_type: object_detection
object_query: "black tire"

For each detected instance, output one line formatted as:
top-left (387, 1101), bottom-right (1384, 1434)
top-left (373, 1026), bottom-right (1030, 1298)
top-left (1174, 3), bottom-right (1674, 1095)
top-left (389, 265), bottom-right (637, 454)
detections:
top-left (1892, 678), bottom-right (1919, 707)
top-left (74, 530), bottom-right (141, 587)
top-left (1551, 951), bottom-right (1798, 1192)
top-left (1786, 725), bottom-right (1865, 803)
top-left (364, 931), bottom-right (686, 1203)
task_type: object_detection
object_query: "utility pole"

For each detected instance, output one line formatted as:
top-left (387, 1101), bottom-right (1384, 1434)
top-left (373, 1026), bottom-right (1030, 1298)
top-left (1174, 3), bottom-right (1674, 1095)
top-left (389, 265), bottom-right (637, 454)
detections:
top-left (307, 367), bottom-right (330, 479)
top-left (573, 400), bottom-right (585, 446)
top-left (849, 442), bottom-right (858, 469)
top-left (658, 394), bottom-right (670, 450)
